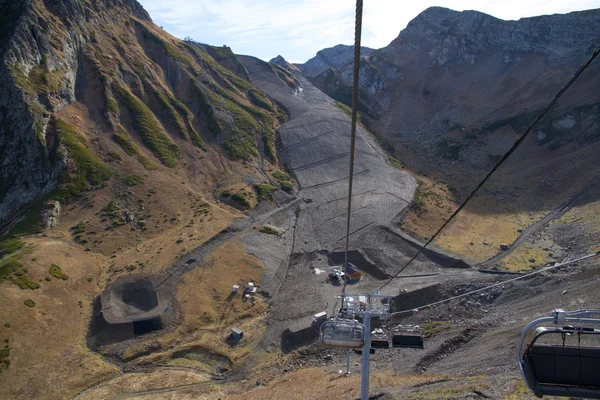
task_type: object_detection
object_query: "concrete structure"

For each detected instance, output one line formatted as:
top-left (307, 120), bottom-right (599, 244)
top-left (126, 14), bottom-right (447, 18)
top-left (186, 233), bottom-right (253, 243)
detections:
top-left (99, 276), bottom-right (173, 336)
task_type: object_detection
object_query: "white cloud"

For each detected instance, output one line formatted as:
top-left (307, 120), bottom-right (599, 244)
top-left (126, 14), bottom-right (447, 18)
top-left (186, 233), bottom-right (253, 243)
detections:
top-left (137, 0), bottom-right (600, 62)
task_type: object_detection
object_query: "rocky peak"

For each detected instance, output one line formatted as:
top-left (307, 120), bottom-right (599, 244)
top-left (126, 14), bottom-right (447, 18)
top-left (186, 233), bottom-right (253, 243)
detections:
top-left (396, 7), bottom-right (600, 64)
top-left (299, 44), bottom-right (375, 77)
top-left (269, 54), bottom-right (301, 73)
top-left (270, 55), bottom-right (287, 65)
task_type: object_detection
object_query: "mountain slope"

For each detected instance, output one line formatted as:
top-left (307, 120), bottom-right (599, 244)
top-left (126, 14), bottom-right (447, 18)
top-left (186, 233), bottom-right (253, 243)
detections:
top-left (310, 7), bottom-right (600, 265)
top-left (0, 1), bottom-right (296, 398)
top-left (0, 0), bottom-right (287, 226)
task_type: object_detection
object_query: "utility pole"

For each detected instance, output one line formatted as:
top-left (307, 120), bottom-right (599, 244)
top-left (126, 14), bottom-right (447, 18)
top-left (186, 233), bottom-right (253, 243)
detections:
top-left (361, 312), bottom-right (371, 400)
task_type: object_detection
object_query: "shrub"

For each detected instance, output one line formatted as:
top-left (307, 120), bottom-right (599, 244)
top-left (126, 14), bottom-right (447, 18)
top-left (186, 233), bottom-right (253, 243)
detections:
top-left (272, 171), bottom-right (291, 181)
top-left (231, 192), bottom-right (250, 207)
top-left (0, 259), bottom-right (23, 281)
top-left (124, 175), bottom-right (144, 186)
top-left (24, 299), bottom-right (35, 308)
top-left (49, 264), bottom-right (68, 280)
top-left (137, 156), bottom-right (159, 170)
top-left (101, 201), bottom-right (120, 219)
top-left (254, 184), bottom-right (277, 202)
top-left (11, 275), bottom-right (39, 290)
top-left (0, 238), bottom-right (24, 256)
top-left (221, 190), bottom-right (231, 198)
top-left (259, 226), bottom-right (279, 235)
top-left (280, 181), bottom-right (293, 192)
top-left (71, 221), bottom-right (87, 234)
top-left (108, 152), bottom-right (122, 161)
top-left (107, 98), bottom-right (119, 114)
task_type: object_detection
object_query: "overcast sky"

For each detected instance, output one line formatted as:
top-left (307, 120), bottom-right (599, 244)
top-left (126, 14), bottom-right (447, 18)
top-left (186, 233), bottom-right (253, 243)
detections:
top-left (137, 0), bottom-right (600, 63)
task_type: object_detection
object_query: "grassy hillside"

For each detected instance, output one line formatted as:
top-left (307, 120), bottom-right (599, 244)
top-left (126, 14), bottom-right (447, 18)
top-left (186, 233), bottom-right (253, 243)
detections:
top-left (0, 1), bottom-right (292, 398)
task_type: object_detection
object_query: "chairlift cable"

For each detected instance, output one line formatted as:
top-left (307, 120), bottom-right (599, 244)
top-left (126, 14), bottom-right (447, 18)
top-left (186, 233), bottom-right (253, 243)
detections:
top-left (388, 250), bottom-right (600, 317)
top-left (341, 0), bottom-right (364, 300)
top-left (374, 43), bottom-right (600, 294)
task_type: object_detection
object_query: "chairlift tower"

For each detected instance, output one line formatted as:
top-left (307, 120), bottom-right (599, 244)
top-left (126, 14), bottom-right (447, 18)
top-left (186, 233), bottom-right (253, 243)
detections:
top-left (320, 293), bottom-right (391, 400)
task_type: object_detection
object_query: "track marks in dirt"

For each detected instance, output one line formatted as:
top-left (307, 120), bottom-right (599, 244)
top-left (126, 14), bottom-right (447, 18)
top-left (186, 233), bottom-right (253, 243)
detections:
top-left (414, 326), bottom-right (481, 374)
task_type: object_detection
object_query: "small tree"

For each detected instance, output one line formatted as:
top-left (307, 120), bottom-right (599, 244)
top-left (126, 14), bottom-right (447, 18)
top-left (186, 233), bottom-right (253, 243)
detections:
top-left (184, 36), bottom-right (194, 42)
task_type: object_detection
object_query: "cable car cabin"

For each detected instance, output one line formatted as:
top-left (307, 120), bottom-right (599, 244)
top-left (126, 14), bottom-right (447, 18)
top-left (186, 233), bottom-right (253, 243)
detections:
top-left (517, 309), bottom-right (600, 399)
top-left (320, 319), bottom-right (365, 349)
top-left (392, 325), bottom-right (424, 349)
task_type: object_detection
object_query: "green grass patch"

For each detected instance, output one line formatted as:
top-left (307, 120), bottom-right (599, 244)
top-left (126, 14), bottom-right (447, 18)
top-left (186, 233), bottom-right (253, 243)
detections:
top-left (421, 321), bottom-right (451, 337)
top-left (263, 134), bottom-right (277, 163)
top-left (272, 171), bottom-right (291, 181)
top-left (0, 345), bottom-right (9, 374)
top-left (108, 151), bottom-right (122, 161)
top-left (259, 226), bottom-right (279, 235)
top-left (112, 129), bottom-right (140, 156)
top-left (49, 264), bottom-right (68, 280)
top-left (231, 192), bottom-right (250, 207)
top-left (107, 98), bottom-right (119, 115)
top-left (412, 183), bottom-right (426, 216)
top-left (54, 119), bottom-right (112, 202)
top-left (247, 89), bottom-right (275, 113)
top-left (223, 134), bottom-right (257, 160)
top-left (154, 89), bottom-right (188, 140)
top-left (271, 63), bottom-right (300, 89)
top-left (70, 221), bottom-right (87, 234)
top-left (113, 82), bottom-right (180, 167)
top-left (14, 65), bottom-right (65, 94)
top-left (0, 238), bottom-right (24, 257)
top-left (6, 196), bottom-right (49, 237)
top-left (280, 181), bottom-right (293, 192)
top-left (0, 259), bottom-right (23, 281)
top-left (11, 274), bottom-right (39, 290)
top-left (138, 156), bottom-right (159, 170)
top-left (101, 201), bottom-right (120, 219)
top-left (124, 175), bottom-right (144, 186)
top-left (388, 156), bottom-right (405, 169)
top-left (23, 299), bottom-right (35, 308)
top-left (254, 184), bottom-right (277, 202)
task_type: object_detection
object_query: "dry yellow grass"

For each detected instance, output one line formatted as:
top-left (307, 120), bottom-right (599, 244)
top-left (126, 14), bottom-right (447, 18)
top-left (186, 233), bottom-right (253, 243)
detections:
top-left (434, 198), bottom-right (536, 263)
top-left (399, 176), bottom-right (457, 241)
top-left (500, 243), bottom-right (549, 271)
top-left (0, 235), bottom-right (118, 399)
top-left (77, 369), bottom-right (212, 400)
top-left (226, 368), bottom-right (448, 400)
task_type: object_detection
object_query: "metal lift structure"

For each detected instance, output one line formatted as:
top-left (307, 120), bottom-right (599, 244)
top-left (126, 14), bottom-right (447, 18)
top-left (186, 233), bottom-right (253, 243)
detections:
top-left (318, 293), bottom-right (424, 400)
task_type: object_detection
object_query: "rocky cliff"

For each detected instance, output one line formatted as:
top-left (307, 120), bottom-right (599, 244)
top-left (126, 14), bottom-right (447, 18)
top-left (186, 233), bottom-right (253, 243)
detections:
top-left (0, 0), bottom-right (286, 225)
top-left (272, 44), bottom-right (375, 78)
